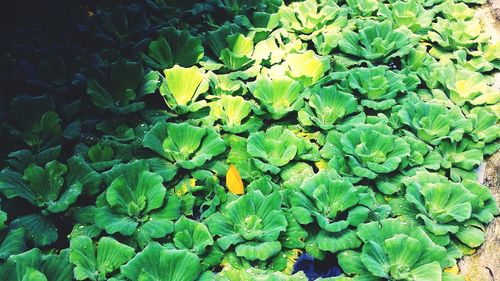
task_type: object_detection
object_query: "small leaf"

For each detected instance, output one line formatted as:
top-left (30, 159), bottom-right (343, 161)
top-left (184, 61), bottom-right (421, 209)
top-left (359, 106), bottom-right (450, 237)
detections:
top-left (226, 164), bottom-right (244, 195)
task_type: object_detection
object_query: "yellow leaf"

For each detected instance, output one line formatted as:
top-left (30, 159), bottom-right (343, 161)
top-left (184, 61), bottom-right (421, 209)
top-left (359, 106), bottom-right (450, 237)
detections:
top-left (315, 160), bottom-right (328, 170)
top-left (444, 265), bottom-right (459, 274)
top-left (282, 249), bottom-right (302, 275)
top-left (226, 164), bottom-right (244, 195)
top-left (189, 178), bottom-right (196, 187)
top-left (176, 183), bottom-right (189, 196)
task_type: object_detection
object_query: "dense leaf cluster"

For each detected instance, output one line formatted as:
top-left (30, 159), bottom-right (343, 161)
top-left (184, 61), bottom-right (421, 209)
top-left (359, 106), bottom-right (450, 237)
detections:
top-left (0, 0), bottom-right (499, 280)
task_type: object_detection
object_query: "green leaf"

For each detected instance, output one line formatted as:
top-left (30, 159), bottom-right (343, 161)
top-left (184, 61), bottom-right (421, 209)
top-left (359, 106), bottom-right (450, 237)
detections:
top-left (42, 249), bottom-right (73, 281)
top-left (70, 236), bottom-right (134, 281)
top-left (0, 228), bottom-right (27, 259)
top-left (325, 119), bottom-right (410, 180)
top-left (348, 66), bottom-right (406, 110)
top-left (23, 160), bottom-right (67, 207)
top-left (409, 262), bottom-right (442, 281)
top-left (445, 68), bottom-right (499, 106)
top-left (346, 0), bottom-right (379, 17)
top-left (467, 106), bottom-right (500, 144)
top-left (338, 250), bottom-right (368, 275)
top-left (339, 20), bottom-right (417, 63)
top-left (385, 234), bottom-right (423, 272)
top-left (291, 170), bottom-right (360, 233)
top-left (1, 156), bottom-right (97, 213)
top-left (299, 85), bottom-right (358, 130)
top-left (5, 95), bottom-right (62, 149)
top-left (283, 50), bottom-right (330, 87)
top-left (206, 190), bottom-right (287, 260)
top-left (0, 248), bottom-right (72, 281)
top-left (234, 241), bottom-right (282, 261)
top-left (209, 95), bottom-right (261, 133)
top-left (455, 225), bottom-right (485, 248)
top-left (379, 0), bottom-right (433, 33)
top-left (398, 94), bottom-right (471, 145)
top-left (360, 241), bottom-right (389, 278)
top-left (143, 121), bottom-right (226, 169)
top-left (10, 214), bottom-right (58, 247)
top-left (160, 65), bottom-right (208, 110)
top-left (213, 264), bottom-right (308, 280)
top-left (87, 59), bottom-right (145, 114)
top-left (248, 73), bottom-right (304, 120)
top-left (428, 18), bottom-right (488, 51)
top-left (174, 216), bottom-right (214, 255)
top-left (404, 171), bottom-right (478, 237)
top-left (278, 0), bottom-right (345, 35)
top-left (220, 33), bottom-right (254, 70)
top-left (121, 243), bottom-right (201, 281)
top-left (247, 126), bottom-right (319, 174)
top-left (95, 160), bottom-right (174, 238)
top-left (316, 229), bottom-right (362, 253)
top-left (142, 27), bottom-right (203, 69)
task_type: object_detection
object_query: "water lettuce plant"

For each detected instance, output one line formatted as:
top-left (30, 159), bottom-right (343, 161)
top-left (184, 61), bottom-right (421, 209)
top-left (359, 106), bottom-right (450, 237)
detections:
top-left (0, 248), bottom-right (72, 281)
top-left (339, 20), bottom-right (418, 63)
top-left (247, 125), bottom-right (320, 174)
top-left (278, 0), bottom-right (343, 36)
top-left (143, 121), bottom-right (226, 169)
top-left (121, 242), bottom-right (202, 281)
top-left (206, 190), bottom-right (287, 261)
top-left (87, 58), bottom-right (155, 114)
top-left (3, 95), bottom-right (62, 150)
top-left (220, 33), bottom-right (255, 71)
top-left (208, 95), bottom-right (263, 133)
top-left (159, 65), bottom-right (210, 112)
top-left (337, 218), bottom-right (449, 280)
top-left (289, 170), bottom-right (363, 255)
top-left (322, 119), bottom-right (411, 180)
top-left (0, 157), bottom-right (100, 213)
top-left (346, 66), bottom-right (409, 110)
top-left (397, 94), bottom-right (472, 145)
top-left (379, 0), bottom-right (433, 34)
top-left (70, 235), bottom-right (134, 281)
top-left (94, 161), bottom-right (181, 246)
top-left (444, 68), bottom-right (500, 106)
top-left (141, 27), bottom-right (204, 69)
top-left (298, 85), bottom-right (358, 130)
top-left (282, 50), bottom-right (330, 87)
top-left (248, 72), bottom-right (305, 120)
top-left (346, 0), bottom-right (379, 17)
top-left (428, 18), bottom-right (489, 51)
top-left (467, 107), bottom-right (500, 154)
top-left (400, 170), bottom-right (498, 247)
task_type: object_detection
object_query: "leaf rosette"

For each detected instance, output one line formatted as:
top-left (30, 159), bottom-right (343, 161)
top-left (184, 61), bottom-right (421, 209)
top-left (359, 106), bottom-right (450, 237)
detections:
top-left (0, 156), bottom-right (100, 214)
top-left (248, 71), bottom-right (305, 120)
top-left (206, 190), bottom-right (287, 261)
top-left (339, 20), bottom-right (418, 63)
top-left (398, 95), bottom-right (472, 145)
top-left (159, 65), bottom-right (210, 113)
top-left (209, 95), bottom-right (263, 133)
top-left (379, 0), bottom-right (433, 34)
top-left (143, 121), bottom-right (226, 170)
top-left (393, 170), bottom-right (498, 248)
top-left (95, 161), bottom-right (181, 246)
top-left (298, 85), bottom-right (359, 130)
top-left (141, 27), bottom-right (204, 69)
top-left (338, 218), bottom-right (449, 281)
top-left (246, 126), bottom-right (320, 174)
top-left (346, 66), bottom-right (413, 110)
top-left (322, 119), bottom-right (411, 180)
